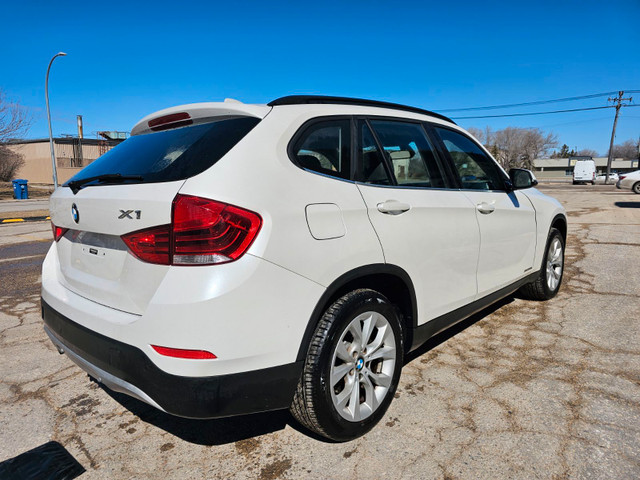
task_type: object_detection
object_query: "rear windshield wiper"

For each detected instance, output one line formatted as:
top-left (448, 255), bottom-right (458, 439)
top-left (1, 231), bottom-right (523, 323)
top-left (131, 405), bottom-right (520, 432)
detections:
top-left (67, 174), bottom-right (144, 194)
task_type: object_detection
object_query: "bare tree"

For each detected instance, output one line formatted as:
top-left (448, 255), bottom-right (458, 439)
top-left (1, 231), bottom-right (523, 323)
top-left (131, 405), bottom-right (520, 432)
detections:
top-left (0, 146), bottom-right (24, 181)
top-left (492, 127), bottom-right (557, 170)
top-left (575, 148), bottom-right (599, 157)
top-left (466, 126), bottom-right (496, 149)
top-left (608, 139), bottom-right (640, 160)
top-left (493, 127), bottom-right (522, 169)
top-left (0, 90), bottom-right (31, 141)
top-left (0, 90), bottom-right (31, 181)
top-left (466, 127), bottom-right (484, 144)
top-left (521, 128), bottom-right (558, 169)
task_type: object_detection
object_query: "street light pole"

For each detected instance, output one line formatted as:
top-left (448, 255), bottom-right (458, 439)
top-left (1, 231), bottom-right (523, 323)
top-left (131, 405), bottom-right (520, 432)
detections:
top-left (45, 52), bottom-right (67, 189)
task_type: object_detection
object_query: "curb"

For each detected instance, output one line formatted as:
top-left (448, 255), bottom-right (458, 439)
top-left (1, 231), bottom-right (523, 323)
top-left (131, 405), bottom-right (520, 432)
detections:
top-left (1, 216), bottom-right (51, 224)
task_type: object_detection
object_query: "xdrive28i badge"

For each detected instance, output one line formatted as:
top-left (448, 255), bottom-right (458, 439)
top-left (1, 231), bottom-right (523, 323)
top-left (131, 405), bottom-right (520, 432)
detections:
top-left (71, 203), bottom-right (79, 223)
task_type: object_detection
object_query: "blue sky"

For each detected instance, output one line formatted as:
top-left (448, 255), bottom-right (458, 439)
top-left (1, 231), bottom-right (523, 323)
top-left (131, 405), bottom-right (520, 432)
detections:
top-left (2, 0), bottom-right (638, 156)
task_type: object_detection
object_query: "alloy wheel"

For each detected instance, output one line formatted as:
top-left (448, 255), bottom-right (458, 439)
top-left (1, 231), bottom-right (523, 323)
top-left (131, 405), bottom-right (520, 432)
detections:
top-left (546, 237), bottom-right (563, 291)
top-left (330, 311), bottom-right (397, 422)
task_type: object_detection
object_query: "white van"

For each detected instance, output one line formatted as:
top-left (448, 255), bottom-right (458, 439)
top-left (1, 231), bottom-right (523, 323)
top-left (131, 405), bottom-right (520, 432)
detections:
top-left (573, 159), bottom-right (596, 185)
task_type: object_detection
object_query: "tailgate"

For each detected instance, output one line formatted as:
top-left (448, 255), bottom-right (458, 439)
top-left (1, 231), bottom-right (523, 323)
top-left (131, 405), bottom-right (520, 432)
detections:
top-left (49, 181), bottom-right (183, 315)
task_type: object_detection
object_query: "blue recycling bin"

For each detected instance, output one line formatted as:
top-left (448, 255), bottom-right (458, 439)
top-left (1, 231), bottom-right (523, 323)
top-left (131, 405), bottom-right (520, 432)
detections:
top-left (12, 179), bottom-right (29, 199)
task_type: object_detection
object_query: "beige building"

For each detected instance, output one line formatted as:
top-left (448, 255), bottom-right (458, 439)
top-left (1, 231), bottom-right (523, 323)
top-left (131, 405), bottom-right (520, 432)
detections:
top-left (6, 137), bottom-right (122, 184)
top-left (533, 157), bottom-right (639, 179)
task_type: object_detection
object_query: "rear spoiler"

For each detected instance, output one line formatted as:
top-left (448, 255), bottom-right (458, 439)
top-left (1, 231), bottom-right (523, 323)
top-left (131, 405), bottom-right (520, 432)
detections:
top-left (131, 100), bottom-right (271, 136)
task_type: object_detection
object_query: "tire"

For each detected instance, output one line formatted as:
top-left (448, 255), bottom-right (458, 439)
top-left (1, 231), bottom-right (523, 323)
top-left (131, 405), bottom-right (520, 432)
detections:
top-left (519, 227), bottom-right (564, 300)
top-left (290, 289), bottom-right (404, 441)
top-left (633, 182), bottom-right (640, 194)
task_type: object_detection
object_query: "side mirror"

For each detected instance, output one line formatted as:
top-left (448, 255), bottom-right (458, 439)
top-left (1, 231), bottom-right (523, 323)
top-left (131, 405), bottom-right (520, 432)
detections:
top-left (509, 168), bottom-right (538, 190)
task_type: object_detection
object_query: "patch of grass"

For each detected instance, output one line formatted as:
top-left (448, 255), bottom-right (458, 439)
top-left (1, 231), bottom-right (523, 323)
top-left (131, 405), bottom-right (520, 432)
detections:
top-left (0, 182), bottom-right (53, 200)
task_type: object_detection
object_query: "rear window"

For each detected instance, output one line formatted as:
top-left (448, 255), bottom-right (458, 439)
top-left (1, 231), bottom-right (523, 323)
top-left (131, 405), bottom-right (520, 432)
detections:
top-left (65, 117), bottom-right (260, 186)
top-left (291, 119), bottom-right (351, 180)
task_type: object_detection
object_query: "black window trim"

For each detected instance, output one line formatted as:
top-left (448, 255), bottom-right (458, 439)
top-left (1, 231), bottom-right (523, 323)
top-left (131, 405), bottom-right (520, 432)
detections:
top-left (361, 118), bottom-right (397, 187)
top-left (422, 123), bottom-right (463, 189)
top-left (427, 124), bottom-right (511, 193)
top-left (350, 116), bottom-right (358, 181)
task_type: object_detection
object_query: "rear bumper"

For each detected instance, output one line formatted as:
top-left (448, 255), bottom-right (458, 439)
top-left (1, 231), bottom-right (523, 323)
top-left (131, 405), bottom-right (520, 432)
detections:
top-left (42, 300), bottom-right (302, 419)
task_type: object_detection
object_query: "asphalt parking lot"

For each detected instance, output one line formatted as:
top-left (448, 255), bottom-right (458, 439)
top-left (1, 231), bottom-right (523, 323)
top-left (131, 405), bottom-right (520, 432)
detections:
top-left (0, 184), bottom-right (638, 479)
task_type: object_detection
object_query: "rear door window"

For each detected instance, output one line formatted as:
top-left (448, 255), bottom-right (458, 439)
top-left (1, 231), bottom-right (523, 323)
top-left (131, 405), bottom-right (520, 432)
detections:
top-left (292, 119), bottom-right (351, 180)
top-left (65, 117), bottom-right (260, 187)
top-left (368, 120), bottom-right (446, 188)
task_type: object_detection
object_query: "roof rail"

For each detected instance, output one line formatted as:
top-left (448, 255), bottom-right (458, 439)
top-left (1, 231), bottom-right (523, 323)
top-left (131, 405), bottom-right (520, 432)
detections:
top-left (267, 95), bottom-right (455, 124)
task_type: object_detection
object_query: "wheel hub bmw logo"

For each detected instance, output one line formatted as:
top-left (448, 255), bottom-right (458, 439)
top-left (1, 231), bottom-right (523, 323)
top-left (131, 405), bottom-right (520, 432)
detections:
top-left (71, 203), bottom-right (79, 223)
top-left (356, 357), bottom-right (364, 371)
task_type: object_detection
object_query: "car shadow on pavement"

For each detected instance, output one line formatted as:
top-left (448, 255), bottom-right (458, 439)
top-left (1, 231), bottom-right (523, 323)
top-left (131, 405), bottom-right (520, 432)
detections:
top-left (99, 386), bottom-right (291, 445)
top-left (614, 202), bottom-right (640, 208)
top-left (406, 296), bottom-right (514, 364)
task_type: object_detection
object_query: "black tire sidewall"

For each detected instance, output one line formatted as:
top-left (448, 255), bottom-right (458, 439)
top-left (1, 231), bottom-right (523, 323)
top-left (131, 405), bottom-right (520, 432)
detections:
top-left (633, 182), bottom-right (640, 194)
top-left (312, 291), bottom-right (403, 441)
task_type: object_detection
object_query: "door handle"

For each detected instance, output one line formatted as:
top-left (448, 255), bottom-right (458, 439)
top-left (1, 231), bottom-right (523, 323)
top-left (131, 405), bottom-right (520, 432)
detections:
top-left (476, 202), bottom-right (496, 214)
top-left (377, 200), bottom-right (411, 215)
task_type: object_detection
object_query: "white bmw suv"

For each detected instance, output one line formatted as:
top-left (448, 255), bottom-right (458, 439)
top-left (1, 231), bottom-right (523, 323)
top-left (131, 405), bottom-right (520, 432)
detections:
top-left (42, 96), bottom-right (566, 441)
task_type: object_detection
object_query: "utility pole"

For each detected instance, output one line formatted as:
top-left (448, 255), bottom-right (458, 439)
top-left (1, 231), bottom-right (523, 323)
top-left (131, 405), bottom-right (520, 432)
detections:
top-left (605, 91), bottom-right (633, 184)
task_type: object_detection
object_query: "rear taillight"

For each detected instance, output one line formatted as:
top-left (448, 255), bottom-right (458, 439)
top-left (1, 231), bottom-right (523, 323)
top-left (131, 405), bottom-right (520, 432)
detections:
top-left (121, 224), bottom-right (171, 265)
top-left (619, 175), bottom-right (626, 180)
top-left (172, 195), bottom-right (262, 265)
top-left (121, 195), bottom-right (262, 266)
top-left (51, 222), bottom-right (68, 242)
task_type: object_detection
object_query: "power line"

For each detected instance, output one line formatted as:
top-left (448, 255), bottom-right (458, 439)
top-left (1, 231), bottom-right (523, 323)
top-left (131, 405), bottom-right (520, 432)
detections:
top-left (451, 105), bottom-right (621, 120)
top-left (536, 116), bottom-right (614, 129)
top-left (440, 90), bottom-right (640, 112)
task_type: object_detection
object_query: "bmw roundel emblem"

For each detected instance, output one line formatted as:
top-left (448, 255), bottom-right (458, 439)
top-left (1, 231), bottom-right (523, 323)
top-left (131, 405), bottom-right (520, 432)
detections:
top-left (71, 203), bottom-right (79, 224)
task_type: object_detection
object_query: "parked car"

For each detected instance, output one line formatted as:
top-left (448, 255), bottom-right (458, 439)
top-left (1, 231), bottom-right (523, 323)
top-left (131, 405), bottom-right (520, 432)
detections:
top-left (42, 95), bottom-right (567, 441)
top-left (616, 170), bottom-right (640, 194)
top-left (594, 173), bottom-right (619, 184)
top-left (573, 159), bottom-right (596, 185)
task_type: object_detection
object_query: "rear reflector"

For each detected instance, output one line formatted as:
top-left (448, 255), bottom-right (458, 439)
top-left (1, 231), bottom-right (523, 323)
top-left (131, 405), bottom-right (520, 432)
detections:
top-left (121, 194), bottom-right (262, 266)
top-left (51, 222), bottom-right (68, 242)
top-left (148, 112), bottom-right (193, 131)
top-left (151, 345), bottom-right (217, 359)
